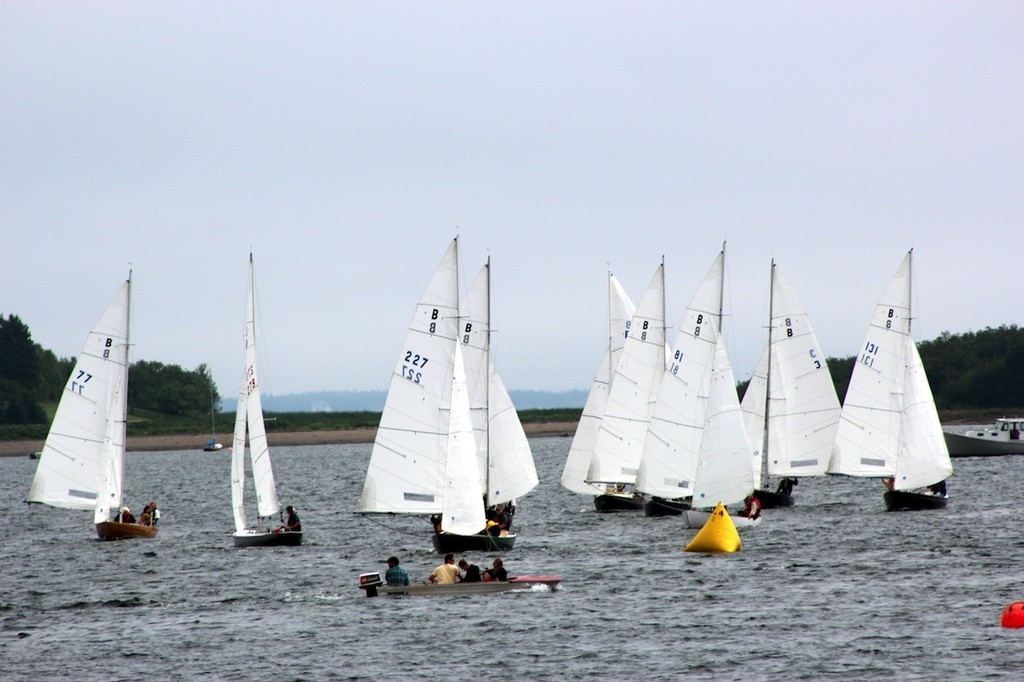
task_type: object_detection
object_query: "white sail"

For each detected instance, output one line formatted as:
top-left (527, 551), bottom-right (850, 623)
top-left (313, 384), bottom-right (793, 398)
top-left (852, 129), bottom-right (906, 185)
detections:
top-left (587, 263), bottom-right (666, 486)
top-left (690, 333), bottom-right (755, 508)
top-left (440, 341), bottom-right (488, 534)
top-left (358, 239), bottom-right (460, 514)
top-left (28, 276), bottom-right (131, 523)
top-left (635, 252), bottom-right (723, 499)
top-left (231, 255), bottom-right (281, 533)
top-left (742, 263), bottom-right (841, 483)
top-left (561, 273), bottom-right (636, 495)
top-left (460, 261), bottom-right (538, 504)
top-left (828, 252), bottom-right (913, 477)
top-left (893, 336), bottom-right (953, 490)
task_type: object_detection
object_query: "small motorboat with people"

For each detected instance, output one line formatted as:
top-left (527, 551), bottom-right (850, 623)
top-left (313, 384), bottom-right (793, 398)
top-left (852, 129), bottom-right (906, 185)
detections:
top-left (943, 418), bottom-right (1024, 457)
top-left (357, 572), bottom-right (561, 598)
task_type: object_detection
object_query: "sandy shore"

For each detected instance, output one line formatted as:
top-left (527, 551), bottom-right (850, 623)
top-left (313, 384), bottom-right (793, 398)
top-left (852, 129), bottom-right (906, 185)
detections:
top-left (1, 421), bottom-right (579, 458)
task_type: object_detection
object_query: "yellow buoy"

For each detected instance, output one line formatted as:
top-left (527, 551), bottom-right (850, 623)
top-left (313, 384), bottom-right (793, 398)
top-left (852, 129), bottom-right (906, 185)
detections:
top-left (684, 502), bottom-right (742, 553)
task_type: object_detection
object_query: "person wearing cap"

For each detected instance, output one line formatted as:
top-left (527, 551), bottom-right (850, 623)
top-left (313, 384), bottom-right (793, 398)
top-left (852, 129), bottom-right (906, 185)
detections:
top-left (428, 553), bottom-right (461, 584)
top-left (385, 556), bottom-right (409, 586)
top-left (116, 506), bottom-right (136, 524)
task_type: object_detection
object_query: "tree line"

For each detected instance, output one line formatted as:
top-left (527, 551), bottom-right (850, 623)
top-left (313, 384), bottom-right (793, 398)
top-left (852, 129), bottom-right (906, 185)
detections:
top-left (738, 324), bottom-right (1023, 411)
top-left (0, 314), bottom-right (219, 426)
top-left (2, 312), bottom-right (1021, 430)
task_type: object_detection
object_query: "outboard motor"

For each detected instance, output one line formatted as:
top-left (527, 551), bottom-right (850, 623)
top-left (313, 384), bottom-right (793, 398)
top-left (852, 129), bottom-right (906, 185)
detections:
top-left (359, 572), bottom-right (383, 597)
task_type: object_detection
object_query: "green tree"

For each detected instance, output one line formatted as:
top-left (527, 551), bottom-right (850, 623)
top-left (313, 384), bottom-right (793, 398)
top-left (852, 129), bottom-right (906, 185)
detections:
top-left (0, 314), bottom-right (46, 424)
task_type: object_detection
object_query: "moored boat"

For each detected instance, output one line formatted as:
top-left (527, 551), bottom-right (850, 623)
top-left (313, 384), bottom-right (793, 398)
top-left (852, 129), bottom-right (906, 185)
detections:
top-left (943, 419), bottom-right (1024, 457)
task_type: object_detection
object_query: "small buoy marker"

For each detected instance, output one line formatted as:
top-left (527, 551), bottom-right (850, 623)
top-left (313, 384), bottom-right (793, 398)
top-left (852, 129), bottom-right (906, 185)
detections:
top-left (1001, 602), bottom-right (1024, 628)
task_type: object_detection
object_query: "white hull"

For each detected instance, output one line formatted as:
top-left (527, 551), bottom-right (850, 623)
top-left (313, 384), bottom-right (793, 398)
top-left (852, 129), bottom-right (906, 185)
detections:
top-left (359, 575), bottom-right (560, 597)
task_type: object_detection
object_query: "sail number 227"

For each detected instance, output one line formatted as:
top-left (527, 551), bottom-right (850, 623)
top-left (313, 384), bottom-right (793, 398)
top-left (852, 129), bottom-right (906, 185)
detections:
top-left (402, 351), bottom-right (429, 384)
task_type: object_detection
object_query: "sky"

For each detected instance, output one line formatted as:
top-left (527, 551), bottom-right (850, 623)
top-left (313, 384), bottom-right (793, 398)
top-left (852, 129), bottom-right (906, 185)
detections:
top-left (2, 0), bottom-right (1021, 400)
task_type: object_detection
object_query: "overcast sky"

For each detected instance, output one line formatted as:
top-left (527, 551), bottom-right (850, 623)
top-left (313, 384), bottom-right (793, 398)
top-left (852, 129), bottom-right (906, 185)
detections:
top-left (2, 1), bottom-right (1021, 399)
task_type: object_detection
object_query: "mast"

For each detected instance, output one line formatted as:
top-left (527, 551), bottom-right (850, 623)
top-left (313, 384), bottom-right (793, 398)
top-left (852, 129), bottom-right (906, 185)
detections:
top-left (907, 248), bottom-right (914, 335)
top-left (761, 260), bottom-right (774, 490)
top-left (718, 241), bottom-right (726, 331)
top-left (660, 254), bottom-right (667, 371)
top-left (484, 254), bottom-right (491, 508)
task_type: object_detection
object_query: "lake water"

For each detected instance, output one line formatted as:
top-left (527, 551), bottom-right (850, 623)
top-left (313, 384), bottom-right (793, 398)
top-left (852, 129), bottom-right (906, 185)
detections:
top-left (2, 437), bottom-right (1022, 680)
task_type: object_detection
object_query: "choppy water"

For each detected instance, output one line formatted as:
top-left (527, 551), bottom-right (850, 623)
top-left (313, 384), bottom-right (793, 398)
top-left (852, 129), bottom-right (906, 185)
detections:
top-left (1, 438), bottom-right (1022, 681)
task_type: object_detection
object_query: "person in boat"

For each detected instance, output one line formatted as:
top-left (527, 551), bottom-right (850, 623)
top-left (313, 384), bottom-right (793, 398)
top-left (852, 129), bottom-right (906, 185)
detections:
top-left (482, 557), bottom-right (508, 582)
top-left (275, 505), bottom-right (301, 533)
top-left (883, 477), bottom-right (895, 491)
top-left (140, 501), bottom-right (160, 527)
top-left (491, 503), bottom-right (510, 536)
top-left (116, 506), bottom-right (136, 524)
top-left (430, 514), bottom-right (443, 533)
top-left (775, 477), bottom-right (797, 497)
top-left (738, 495), bottom-right (762, 520)
top-left (458, 558), bottom-right (482, 583)
top-left (928, 480), bottom-right (948, 497)
top-left (428, 553), bottom-right (462, 584)
top-left (385, 556), bottom-right (409, 586)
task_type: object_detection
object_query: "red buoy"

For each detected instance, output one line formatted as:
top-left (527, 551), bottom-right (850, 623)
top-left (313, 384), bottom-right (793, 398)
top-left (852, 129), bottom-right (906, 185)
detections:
top-left (1001, 602), bottom-right (1024, 628)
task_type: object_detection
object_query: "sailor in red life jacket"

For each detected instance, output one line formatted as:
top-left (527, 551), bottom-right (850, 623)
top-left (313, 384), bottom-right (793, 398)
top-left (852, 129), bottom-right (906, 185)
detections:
top-left (739, 495), bottom-right (761, 520)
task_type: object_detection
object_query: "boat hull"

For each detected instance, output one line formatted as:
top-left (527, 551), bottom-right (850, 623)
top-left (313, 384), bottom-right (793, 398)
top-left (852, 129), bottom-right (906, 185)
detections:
top-left (883, 490), bottom-right (948, 511)
top-left (95, 521), bottom-right (158, 541)
top-left (685, 509), bottom-right (761, 529)
top-left (643, 497), bottom-right (689, 517)
top-left (233, 529), bottom-right (303, 547)
top-left (593, 492), bottom-right (644, 512)
top-left (944, 431), bottom-right (1024, 457)
top-left (360, 575), bottom-right (561, 597)
top-left (432, 532), bottom-right (515, 553)
top-left (754, 489), bottom-right (795, 509)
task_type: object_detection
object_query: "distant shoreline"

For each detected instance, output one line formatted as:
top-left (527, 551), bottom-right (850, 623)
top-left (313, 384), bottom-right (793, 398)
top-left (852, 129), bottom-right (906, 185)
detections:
top-left (0, 421), bottom-right (579, 458)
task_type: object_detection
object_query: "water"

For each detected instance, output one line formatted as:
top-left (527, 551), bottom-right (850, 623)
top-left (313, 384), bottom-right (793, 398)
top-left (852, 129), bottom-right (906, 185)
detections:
top-left (2, 438), bottom-right (1021, 680)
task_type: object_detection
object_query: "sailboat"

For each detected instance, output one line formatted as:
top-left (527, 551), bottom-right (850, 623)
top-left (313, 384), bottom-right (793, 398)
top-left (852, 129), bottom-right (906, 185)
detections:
top-left (203, 384), bottom-right (224, 451)
top-left (635, 249), bottom-right (725, 517)
top-left (231, 254), bottom-right (300, 547)
top-left (560, 272), bottom-right (636, 498)
top-left (358, 239), bottom-right (537, 551)
top-left (740, 261), bottom-right (841, 508)
top-left (827, 250), bottom-right (952, 511)
top-left (586, 262), bottom-right (666, 512)
top-left (444, 258), bottom-right (544, 548)
top-left (27, 273), bottom-right (157, 541)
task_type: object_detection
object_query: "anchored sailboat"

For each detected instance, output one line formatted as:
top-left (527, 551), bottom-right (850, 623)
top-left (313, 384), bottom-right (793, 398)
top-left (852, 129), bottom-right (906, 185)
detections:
top-left (28, 273), bottom-right (157, 541)
top-left (231, 254), bottom-right (300, 547)
top-left (827, 250), bottom-right (952, 511)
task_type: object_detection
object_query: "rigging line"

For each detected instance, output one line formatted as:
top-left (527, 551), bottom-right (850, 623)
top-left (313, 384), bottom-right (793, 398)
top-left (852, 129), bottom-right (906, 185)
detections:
top-left (357, 513), bottom-right (432, 537)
